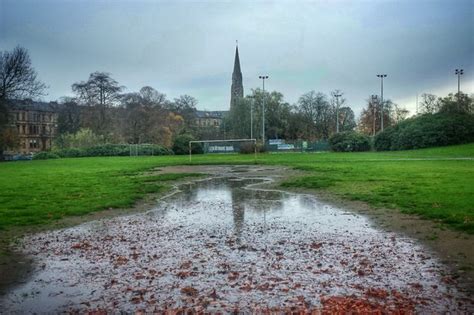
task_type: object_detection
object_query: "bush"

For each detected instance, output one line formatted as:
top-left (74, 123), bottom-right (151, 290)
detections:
top-left (53, 144), bottom-right (172, 158)
top-left (329, 132), bottom-right (371, 152)
top-left (33, 152), bottom-right (60, 160)
top-left (54, 147), bottom-right (83, 158)
top-left (374, 112), bottom-right (474, 151)
top-left (172, 134), bottom-right (203, 155)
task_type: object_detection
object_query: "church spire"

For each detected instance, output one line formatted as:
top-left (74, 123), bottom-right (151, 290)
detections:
top-left (233, 44), bottom-right (241, 75)
top-left (230, 42), bottom-right (243, 109)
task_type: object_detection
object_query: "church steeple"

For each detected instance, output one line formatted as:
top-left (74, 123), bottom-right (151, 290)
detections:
top-left (230, 43), bottom-right (243, 109)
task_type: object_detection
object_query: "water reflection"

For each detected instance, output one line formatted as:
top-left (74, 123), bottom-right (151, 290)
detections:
top-left (157, 176), bottom-right (371, 239)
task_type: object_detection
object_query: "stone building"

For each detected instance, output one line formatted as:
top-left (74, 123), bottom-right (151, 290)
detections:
top-left (5, 99), bottom-right (58, 155)
top-left (195, 110), bottom-right (228, 128)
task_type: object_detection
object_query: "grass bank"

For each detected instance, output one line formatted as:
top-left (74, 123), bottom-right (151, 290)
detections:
top-left (0, 143), bottom-right (473, 233)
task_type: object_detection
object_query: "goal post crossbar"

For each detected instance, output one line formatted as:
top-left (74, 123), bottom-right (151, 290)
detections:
top-left (189, 138), bottom-right (257, 161)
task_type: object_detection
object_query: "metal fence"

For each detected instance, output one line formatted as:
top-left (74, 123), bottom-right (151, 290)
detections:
top-left (266, 139), bottom-right (329, 153)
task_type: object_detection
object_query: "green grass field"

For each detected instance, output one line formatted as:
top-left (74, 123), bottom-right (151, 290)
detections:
top-left (1, 143), bottom-right (473, 233)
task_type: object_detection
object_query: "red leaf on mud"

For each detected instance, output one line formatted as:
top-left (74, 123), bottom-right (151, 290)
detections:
top-left (176, 271), bottom-right (196, 279)
top-left (114, 256), bottom-right (129, 266)
top-left (409, 282), bottom-right (423, 290)
top-left (366, 288), bottom-right (389, 299)
top-left (240, 283), bottom-right (252, 292)
top-left (228, 271), bottom-right (239, 281)
top-left (310, 242), bottom-right (323, 250)
top-left (180, 286), bottom-right (198, 297)
top-left (71, 241), bottom-right (91, 250)
top-left (179, 260), bottom-right (192, 269)
top-left (209, 288), bottom-right (218, 300)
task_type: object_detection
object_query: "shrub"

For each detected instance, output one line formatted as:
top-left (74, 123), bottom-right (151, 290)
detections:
top-left (374, 112), bottom-right (474, 151)
top-left (239, 142), bottom-right (266, 154)
top-left (53, 144), bottom-right (172, 158)
top-left (54, 147), bottom-right (83, 158)
top-left (172, 134), bottom-right (202, 155)
top-left (33, 152), bottom-right (60, 160)
top-left (329, 132), bottom-right (371, 152)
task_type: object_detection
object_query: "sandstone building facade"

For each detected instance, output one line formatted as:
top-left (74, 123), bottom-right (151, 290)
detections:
top-left (6, 100), bottom-right (58, 155)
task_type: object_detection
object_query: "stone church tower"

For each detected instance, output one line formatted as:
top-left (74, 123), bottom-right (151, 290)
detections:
top-left (230, 45), bottom-right (243, 109)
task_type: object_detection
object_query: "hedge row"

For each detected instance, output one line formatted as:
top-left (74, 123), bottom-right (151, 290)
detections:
top-left (374, 112), bottom-right (474, 151)
top-left (34, 144), bottom-right (173, 159)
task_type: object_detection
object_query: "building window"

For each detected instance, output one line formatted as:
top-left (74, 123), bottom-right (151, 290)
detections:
top-left (29, 139), bottom-right (38, 149)
top-left (22, 125), bottom-right (26, 134)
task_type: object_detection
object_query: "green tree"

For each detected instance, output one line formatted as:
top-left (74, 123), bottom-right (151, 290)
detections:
top-left (438, 93), bottom-right (473, 114)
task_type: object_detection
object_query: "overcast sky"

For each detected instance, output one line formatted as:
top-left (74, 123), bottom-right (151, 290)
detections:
top-left (1, 0), bottom-right (473, 115)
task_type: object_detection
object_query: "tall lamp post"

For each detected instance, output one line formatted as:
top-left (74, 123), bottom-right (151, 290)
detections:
top-left (371, 95), bottom-right (378, 136)
top-left (249, 96), bottom-right (254, 139)
top-left (334, 93), bottom-right (342, 133)
top-left (376, 74), bottom-right (387, 132)
top-left (259, 75), bottom-right (269, 144)
top-left (455, 69), bottom-right (464, 95)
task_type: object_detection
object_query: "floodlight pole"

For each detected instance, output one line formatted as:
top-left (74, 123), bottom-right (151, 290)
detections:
top-left (250, 96), bottom-right (254, 139)
top-left (377, 74), bottom-right (387, 132)
top-left (371, 95), bottom-right (378, 136)
top-left (334, 93), bottom-right (342, 133)
top-left (259, 75), bottom-right (269, 145)
top-left (455, 69), bottom-right (464, 95)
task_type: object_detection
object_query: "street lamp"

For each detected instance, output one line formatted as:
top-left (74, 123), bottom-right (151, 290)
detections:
top-left (334, 93), bottom-right (342, 133)
top-left (371, 95), bottom-right (378, 136)
top-left (376, 74), bottom-right (387, 132)
top-left (455, 69), bottom-right (464, 95)
top-left (248, 95), bottom-right (254, 139)
top-left (259, 75), bottom-right (269, 144)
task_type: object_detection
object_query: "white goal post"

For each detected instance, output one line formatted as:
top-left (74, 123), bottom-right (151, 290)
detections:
top-left (188, 138), bottom-right (257, 161)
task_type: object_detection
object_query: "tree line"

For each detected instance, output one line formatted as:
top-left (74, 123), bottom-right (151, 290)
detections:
top-left (1, 46), bottom-right (472, 158)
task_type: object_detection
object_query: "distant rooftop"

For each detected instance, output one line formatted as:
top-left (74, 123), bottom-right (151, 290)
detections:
top-left (6, 99), bottom-right (57, 112)
top-left (195, 110), bottom-right (229, 119)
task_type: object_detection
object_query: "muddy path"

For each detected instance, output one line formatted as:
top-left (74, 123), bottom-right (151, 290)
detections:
top-left (1, 165), bottom-right (473, 312)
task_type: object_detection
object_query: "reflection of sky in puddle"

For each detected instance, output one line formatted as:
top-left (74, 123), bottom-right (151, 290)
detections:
top-left (157, 177), bottom-right (374, 236)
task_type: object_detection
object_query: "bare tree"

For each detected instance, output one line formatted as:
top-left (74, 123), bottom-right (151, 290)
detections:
top-left (338, 107), bottom-right (356, 132)
top-left (139, 86), bottom-right (167, 108)
top-left (169, 95), bottom-right (198, 128)
top-left (358, 97), bottom-right (395, 135)
top-left (0, 46), bottom-right (47, 100)
top-left (0, 46), bottom-right (46, 159)
top-left (297, 91), bottom-right (334, 140)
top-left (419, 93), bottom-right (440, 114)
top-left (392, 104), bottom-right (410, 123)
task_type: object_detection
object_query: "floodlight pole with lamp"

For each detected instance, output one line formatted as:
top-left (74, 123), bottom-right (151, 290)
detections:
top-left (248, 95), bottom-right (254, 140)
top-left (371, 95), bottom-right (378, 136)
top-left (259, 75), bottom-right (269, 145)
top-left (376, 74), bottom-right (387, 132)
top-left (334, 93), bottom-right (342, 133)
top-left (455, 69), bottom-right (464, 95)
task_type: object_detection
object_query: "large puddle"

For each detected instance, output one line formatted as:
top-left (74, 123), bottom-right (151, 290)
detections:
top-left (1, 167), bottom-right (473, 312)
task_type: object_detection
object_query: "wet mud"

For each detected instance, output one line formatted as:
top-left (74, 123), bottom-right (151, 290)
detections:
top-left (1, 166), bottom-right (473, 312)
